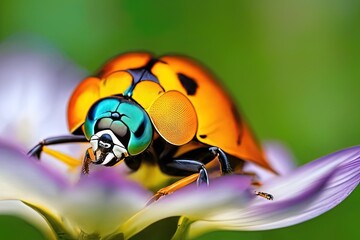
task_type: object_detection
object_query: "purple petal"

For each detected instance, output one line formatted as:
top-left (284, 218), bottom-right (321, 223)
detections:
top-left (121, 175), bottom-right (254, 239)
top-left (0, 36), bottom-right (86, 147)
top-left (0, 36), bottom-right (88, 174)
top-left (59, 168), bottom-right (152, 236)
top-left (188, 146), bottom-right (360, 237)
top-left (0, 142), bottom-right (153, 236)
top-left (0, 141), bottom-right (68, 203)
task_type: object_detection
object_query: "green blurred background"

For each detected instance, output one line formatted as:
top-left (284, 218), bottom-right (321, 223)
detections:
top-left (0, 0), bottom-right (359, 239)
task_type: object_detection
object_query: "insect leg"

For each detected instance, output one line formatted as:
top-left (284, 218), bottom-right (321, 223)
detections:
top-left (28, 135), bottom-right (88, 168)
top-left (148, 158), bottom-right (209, 205)
top-left (161, 159), bottom-right (209, 186)
top-left (208, 146), bottom-right (232, 174)
top-left (168, 146), bottom-right (233, 175)
top-left (28, 135), bottom-right (88, 158)
top-left (147, 147), bottom-right (234, 204)
top-left (146, 173), bottom-right (199, 205)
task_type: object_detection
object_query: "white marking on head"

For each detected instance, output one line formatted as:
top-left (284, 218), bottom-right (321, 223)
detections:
top-left (91, 129), bottom-right (129, 159)
top-left (113, 144), bottom-right (129, 159)
top-left (99, 140), bottom-right (111, 148)
top-left (102, 152), bottom-right (116, 165)
top-left (90, 135), bottom-right (99, 152)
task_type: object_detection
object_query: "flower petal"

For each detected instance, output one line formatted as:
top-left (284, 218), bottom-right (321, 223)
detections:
top-left (0, 200), bottom-right (56, 240)
top-left (59, 168), bottom-right (152, 236)
top-left (120, 176), bottom-right (254, 239)
top-left (0, 142), bottom-right (153, 237)
top-left (0, 36), bottom-right (88, 176)
top-left (0, 142), bottom-right (76, 235)
top-left (0, 142), bottom-right (67, 205)
top-left (0, 36), bottom-right (86, 146)
top-left (188, 146), bottom-right (360, 238)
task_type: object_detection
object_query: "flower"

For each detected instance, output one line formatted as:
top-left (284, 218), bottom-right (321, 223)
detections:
top-left (0, 37), bottom-right (359, 240)
top-left (0, 35), bottom-right (85, 147)
top-left (0, 35), bottom-right (88, 178)
top-left (0, 142), bottom-right (153, 239)
top-left (0, 141), bottom-right (359, 239)
top-left (117, 143), bottom-right (360, 239)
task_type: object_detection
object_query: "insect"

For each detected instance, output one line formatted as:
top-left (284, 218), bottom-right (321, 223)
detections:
top-left (28, 52), bottom-right (275, 200)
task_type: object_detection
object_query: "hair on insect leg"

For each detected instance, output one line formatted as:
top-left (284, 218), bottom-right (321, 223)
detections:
top-left (82, 147), bottom-right (95, 174)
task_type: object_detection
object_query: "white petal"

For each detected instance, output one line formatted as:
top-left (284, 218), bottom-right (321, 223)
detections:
top-left (0, 143), bottom-right (73, 235)
top-left (59, 168), bottom-right (152, 236)
top-left (188, 146), bottom-right (360, 238)
top-left (120, 176), bottom-right (254, 239)
top-left (0, 143), bottom-right (152, 237)
top-left (0, 143), bottom-right (67, 207)
top-left (0, 36), bottom-right (88, 176)
top-left (0, 36), bottom-right (86, 146)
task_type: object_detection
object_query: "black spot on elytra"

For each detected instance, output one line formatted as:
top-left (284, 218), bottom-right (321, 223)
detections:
top-left (237, 135), bottom-right (241, 145)
top-left (177, 73), bottom-right (198, 95)
top-left (231, 103), bottom-right (241, 124)
top-left (199, 134), bottom-right (207, 139)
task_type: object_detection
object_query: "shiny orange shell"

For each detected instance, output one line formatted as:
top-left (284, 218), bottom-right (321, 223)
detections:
top-left (68, 52), bottom-right (275, 172)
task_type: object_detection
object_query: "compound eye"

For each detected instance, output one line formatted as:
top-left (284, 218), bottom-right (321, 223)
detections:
top-left (118, 102), bottom-right (153, 155)
top-left (148, 90), bottom-right (198, 145)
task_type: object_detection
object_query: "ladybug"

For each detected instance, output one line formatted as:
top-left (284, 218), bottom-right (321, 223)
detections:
top-left (29, 53), bottom-right (275, 199)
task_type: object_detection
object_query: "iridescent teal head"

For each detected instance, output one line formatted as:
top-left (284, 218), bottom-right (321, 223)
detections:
top-left (83, 96), bottom-right (153, 166)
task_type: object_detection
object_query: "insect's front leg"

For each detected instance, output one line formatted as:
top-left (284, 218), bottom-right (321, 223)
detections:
top-left (28, 135), bottom-right (88, 168)
top-left (28, 135), bottom-right (88, 158)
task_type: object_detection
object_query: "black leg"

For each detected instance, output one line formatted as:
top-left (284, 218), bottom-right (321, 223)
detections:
top-left (160, 159), bottom-right (209, 186)
top-left (159, 146), bottom-right (232, 186)
top-left (162, 146), bottom-right (232, 175)
top-left (208, 147), bottom-right (232, 174)
top-left (147, 146), bottom-right (233, 204)
top-left (28, 135), bottom-right (88, 159)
